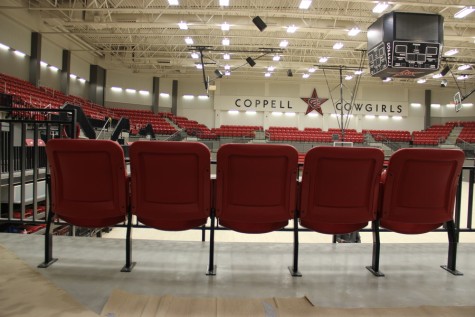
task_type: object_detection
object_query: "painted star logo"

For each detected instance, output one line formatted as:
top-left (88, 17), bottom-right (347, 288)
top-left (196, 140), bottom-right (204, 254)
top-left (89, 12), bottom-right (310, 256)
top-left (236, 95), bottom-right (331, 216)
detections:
top-left (301, 88), bottom-right (328, 115)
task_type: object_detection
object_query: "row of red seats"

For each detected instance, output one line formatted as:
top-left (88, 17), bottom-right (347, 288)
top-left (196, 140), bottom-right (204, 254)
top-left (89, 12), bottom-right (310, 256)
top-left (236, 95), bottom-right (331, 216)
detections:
top-left (41, 140), bottom-right (465, 277)
top-left (1, 73), bottom-right (117, 121)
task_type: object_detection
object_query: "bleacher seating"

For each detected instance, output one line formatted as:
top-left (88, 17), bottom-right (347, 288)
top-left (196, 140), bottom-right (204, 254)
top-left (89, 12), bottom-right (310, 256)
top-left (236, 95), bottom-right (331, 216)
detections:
top-left (364, 129), bottom-right (412, 142)
top-left (168, 114), bottom-right (217, 139)
top-left (456, 121), bottom-right (475, 143)
top-left (412, 123), bottom-right (453, 145)
top-left (211, 125), bottom-right (262, 138)
top-left (267, 126), bottom-right (364, 143)
top-left (0, 73), bottom-right (117, 121)
top-left (110, 108), bottom-right (176, 135)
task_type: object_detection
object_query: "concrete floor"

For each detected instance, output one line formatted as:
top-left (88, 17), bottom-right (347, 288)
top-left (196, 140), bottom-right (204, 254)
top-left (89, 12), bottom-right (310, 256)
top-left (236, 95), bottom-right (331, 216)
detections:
top-left (0, 233), bottom-right (474, 314)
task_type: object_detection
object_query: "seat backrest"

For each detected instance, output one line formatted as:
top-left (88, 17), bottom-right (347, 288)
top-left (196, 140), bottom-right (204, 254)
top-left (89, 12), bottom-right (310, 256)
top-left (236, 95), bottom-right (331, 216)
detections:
top-left (46, 139), bottom-right (128, 227)
top-left (380, 148), bottom-right (465, 234)
top-left (215, 143), bottom-right (298, 233)
top-left (129, 141), bottom-right (211, 230)
top-left (299, 146), bottom-right (384, 234)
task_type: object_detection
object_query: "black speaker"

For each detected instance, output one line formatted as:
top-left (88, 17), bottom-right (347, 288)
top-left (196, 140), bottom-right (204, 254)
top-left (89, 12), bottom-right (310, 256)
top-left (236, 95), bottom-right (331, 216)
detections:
top-left (440, 65), bottom-right (450, 77)
top-left (214, 69), bottom-right (224, 78)
top-left (246, 57), bottom-right (256, 67)
top-left (287, 69), bottom-right (293, 77)
top-left (252, 16), bottom-right (267, 32)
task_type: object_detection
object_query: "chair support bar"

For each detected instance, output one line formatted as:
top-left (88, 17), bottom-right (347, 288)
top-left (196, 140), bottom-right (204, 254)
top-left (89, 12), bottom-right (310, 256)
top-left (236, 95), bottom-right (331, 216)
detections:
top-left (366, 220), bottom-right (385, 277)
top-left (206, 208), bottom-right (217, 276)
top-left (441, 220), bottom-right (463, 276)
top-left (121, 210), bottom-right (136, 272)
top-left (38, 204), bottom-right (58, 268)
top-left (288, 210), bottom-right (302, 277)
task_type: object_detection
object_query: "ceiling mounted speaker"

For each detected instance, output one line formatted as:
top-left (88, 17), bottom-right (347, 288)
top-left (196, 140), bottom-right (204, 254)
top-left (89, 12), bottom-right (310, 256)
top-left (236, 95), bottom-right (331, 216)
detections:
top-left (246, 57), bottom-right (256, 67)
top-left (287, 69), bottom-right (293, 77)
top-left (252, 16), bottom-right (267, 32)
top-left (214, 69), bottom-right (224, 78)
top-left (440, 65), bottom-right (450, 77)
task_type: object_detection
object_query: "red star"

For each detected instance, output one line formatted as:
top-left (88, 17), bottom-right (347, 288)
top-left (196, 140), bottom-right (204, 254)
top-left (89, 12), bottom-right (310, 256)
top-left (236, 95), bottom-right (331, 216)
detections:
top-left (301, 88), bottom-right (328, 115)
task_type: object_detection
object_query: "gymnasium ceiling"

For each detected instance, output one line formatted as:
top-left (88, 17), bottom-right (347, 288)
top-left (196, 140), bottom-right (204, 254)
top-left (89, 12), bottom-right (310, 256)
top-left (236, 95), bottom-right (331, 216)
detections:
top-left (3, 0), bottom-right (475, 88)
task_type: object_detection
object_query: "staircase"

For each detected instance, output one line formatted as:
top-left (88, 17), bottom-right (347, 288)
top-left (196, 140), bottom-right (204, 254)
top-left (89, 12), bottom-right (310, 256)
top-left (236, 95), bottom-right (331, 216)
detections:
top-left (444, 126), bottom-right (463, 145)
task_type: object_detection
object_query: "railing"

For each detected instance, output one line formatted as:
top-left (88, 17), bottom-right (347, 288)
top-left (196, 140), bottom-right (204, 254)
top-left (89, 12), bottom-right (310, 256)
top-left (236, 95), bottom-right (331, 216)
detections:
top-left (0, 107), bottom-right (76, 227)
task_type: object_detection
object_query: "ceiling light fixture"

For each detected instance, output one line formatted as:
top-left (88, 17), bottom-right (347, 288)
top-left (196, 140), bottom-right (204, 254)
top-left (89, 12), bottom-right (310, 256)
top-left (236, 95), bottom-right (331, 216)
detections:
top-left (454, 6), bottom-right (475, 18)
top-left (417, 78), bottom-right (426, 84)
top-left (221, 22), bottom-right (230, 31)
top-left (273, 55), bottom-right (281, 61)
top-left (354, 70), bottom-right (363, 75)
top-left (444, 49), bottom-right (459, 56)
top-left (14, 50), bottom-right (26, 57)
top-left (219, 0), bottom-right (229, 6)
top-left (308, 67), bottom-right (316, 73)
top-left (319, 57), bottom-right (328, 63)
top-left (265, 72), bottom-right (271, 77)
top-left (458, 64), bottom-right (471, 71)
top-left (191, 52), bottom-right (199, 59)
top-left (168, 0), bottom-right (179, 5)
top-left (223, 53), bottom-right (230, 60)
top-left (224, 64), bottom-right (230, 70)
top-left (185, 37), bottom-right (194, 45)
top-left (222, 38), bottom-right (230, 46)
top-left (373, 2), bottom-right (389, 14)
top-left (287, 25), bottom-right (297, 33)
top-left (299, 0), bottom-right (312, 10)
top-left (333, 42), bottom-right (344, 50)
top-left (345, 75), bottom-right (353, 80)
top-left (348, 27), bottom-right (361, 36)
top-left (302, 73), bottom-right (310, 78)
top-left (457, 74), bottom-right (469, 80)
top-left (382, 77), bottom-right (392, 82)
top-left (267, 66), bottom-right (275, 72)
top-left (0, 43), bottom-right (9, 50)
top-left (279, 40), bottom-right (289, 48)
top-left (178, 21), bottom-right (188, 30)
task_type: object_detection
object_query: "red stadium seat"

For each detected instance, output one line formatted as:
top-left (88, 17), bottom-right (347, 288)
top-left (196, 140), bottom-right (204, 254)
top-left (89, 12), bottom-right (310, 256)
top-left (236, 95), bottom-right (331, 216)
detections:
top-left (289, 146), bottom-right (384, 276)
top-left (207, 143), bottom-right (298, 275)
top-left (129, 141), bottom-right (211, 231)
top-left (39, 139), bottom-right (134, 272)
top-left (367, 148), bottom-right (465, 277)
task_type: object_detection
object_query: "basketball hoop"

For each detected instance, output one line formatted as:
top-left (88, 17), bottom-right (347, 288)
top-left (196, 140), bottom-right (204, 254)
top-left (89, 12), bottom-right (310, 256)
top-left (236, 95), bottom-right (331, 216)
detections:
top-left (454, 92), bottom-right (462, 112)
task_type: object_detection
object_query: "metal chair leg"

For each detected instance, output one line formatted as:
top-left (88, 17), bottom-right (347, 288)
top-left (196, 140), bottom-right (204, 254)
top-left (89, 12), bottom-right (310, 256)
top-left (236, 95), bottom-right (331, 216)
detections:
top-left (288, 211), bottom-right (302, 277)
top-left (366, 220), bottom-right (384, 277)
top-left (206, 208), bottom-right (217, 275)
top-left (121, 210), bottom-right (136, 272)
top-left (441, 220), bottom-right (463, 276)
